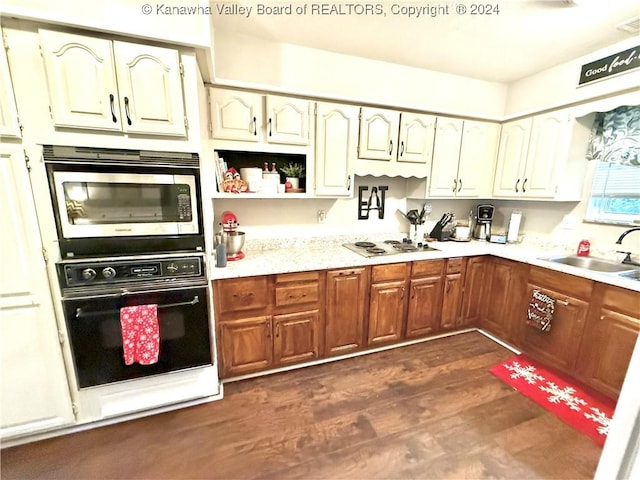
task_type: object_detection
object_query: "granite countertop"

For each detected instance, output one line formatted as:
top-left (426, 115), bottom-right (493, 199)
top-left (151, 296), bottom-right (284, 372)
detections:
top-left (210, 238), bottom-right (640, 293)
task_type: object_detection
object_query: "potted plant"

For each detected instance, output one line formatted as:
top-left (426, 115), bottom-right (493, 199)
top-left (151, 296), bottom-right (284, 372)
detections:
top-left (280, 162), bottom-right (305, 190)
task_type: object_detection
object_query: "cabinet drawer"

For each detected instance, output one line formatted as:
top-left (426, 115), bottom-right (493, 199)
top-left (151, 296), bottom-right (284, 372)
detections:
top-left (215, 277), bottom-right (270, 314)
top-left (275, 283), bottom-right (319, 307)
top-left (529, 266), bottom-right (593, 299)
top-left (275, 271), bottom-right (319, 284)
top-left (371, 263), bottom-right (408, 282)
top-left (411, 260), bottom-right (444, 277)
top-left (446, 258), bottom-right (463, 274)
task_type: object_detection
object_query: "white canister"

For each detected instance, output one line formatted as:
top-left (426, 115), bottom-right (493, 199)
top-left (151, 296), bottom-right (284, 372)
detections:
top-left (240, 168), bottom-right (262, 192)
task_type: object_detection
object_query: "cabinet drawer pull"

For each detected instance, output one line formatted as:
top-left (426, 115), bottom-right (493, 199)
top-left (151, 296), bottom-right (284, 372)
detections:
top-left (109, 94), bottom-right (118, 123)
top-left (389, 140), bottom-right (393, 155)
top-left (452, 179), bottom-right (457, 192)
top-left (275, 322), bottom-right (280, 338)
top-left (457, 179), bottom-right (462, 193)
top-left (347, 175), bottom-right (351, 191)
top-left (556, 298), bottom-right (570, 306)
top-left (124, 97), bottom-right (132, 126)
top-left (401, 286), bottom-right (405, 300)
top-left (266, 321), bottom-right (271, 338)
top-left (522, 178), bottom-right (528, 193)
top-left (268, 117), bottom-right (272, 136)
top-left (399, 140), bottom-right (405, 157)
top-left (252, 116), bottom-right (257, 135)
top-left (515, 178), bottom-right (520, 193)
top-left (411, 286), bottom-right (416, 299)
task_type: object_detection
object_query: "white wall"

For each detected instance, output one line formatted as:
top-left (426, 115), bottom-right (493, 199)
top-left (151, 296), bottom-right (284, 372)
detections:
top-left (212, 30), bottom-right (508, 119)
top-left (506, 37), bottom-right (640, 116)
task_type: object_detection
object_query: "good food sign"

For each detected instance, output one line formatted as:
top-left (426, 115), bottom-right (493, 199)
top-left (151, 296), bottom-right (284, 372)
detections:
top-left (579, 45), bottom-right (640, 86)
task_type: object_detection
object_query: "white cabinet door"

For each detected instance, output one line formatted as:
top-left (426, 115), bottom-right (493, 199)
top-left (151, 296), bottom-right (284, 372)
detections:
top-left (493, 118), bottom-right (531, 197)
top-left (0, 48), bottom-right (21, 138)
top-left (210, 88), bottom-right (262, 142)
top-left (113, 41), bottom-right (186, 136)
top-left (457, 120), bottom-right (500, 197)
top-left (358, 107), bottom-right (400, 161)
top-left (39, 30), bottom-right (121, 131)
top-left (315, 102), bottom-right (358, 196)
top-left (266, 95), bottom-right (309, 145)
top-left (429, 118), bottom-right (463, 197)
top-left (0, 146), bottom-right (74, 440)
top-left (522, 110), bottom-right (571, 198)
top-left (397, 113), bottom-right (436, 165)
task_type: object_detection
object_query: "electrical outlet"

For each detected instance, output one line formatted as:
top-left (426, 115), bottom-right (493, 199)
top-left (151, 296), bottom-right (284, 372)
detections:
top-left (317, 210), bottom-right (327, 224)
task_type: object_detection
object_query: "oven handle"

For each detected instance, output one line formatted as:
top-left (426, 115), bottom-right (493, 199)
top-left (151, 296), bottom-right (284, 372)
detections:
top-left (75, 295), bottom-right (200, 319)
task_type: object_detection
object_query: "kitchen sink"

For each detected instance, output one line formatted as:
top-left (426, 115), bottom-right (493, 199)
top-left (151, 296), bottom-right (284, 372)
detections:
top-left (542, 255), bottom-right (638, 273)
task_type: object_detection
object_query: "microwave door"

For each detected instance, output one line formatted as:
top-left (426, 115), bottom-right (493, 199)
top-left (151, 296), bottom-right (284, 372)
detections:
top-left (53, 171), bottom-right (197, 239)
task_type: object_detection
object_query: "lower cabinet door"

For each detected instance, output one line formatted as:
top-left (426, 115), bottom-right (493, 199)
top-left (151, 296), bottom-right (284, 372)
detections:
top-left (440, 273), bottom-right (463, 330)
top-left (273, 310), bottom-right (320, 366)
top-left (459, 256), bottom-right (487, 326)
top-left (325, 268), bottom-right (368, 356)
top-left (405, 276), bottom-right (443, 338)
top-left (576, 308), bottom-right (640, 399)
top-left (368, 281), bottom-right (406, 346)
top-left (520, 284), bottom-right (588, 373)
top-left (219, 316), bottom-right (272, 378)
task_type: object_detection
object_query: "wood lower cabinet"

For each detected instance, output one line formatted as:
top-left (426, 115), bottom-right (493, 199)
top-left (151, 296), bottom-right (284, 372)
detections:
top-left (214, 271), bottom-right (323, 378)
top-left (575, 284), bottom-right (640, 399)
top-left (459, 256), bottom-right (488, 327)
top-left (480, 257), bottom-right (528, 344)
top-left (406, 260), bottom-right (445, 338)
top-left (440, 258), bottom-right (465, 330)
top-left (325, 267), bottom-right (369, 356)
top-left (519, 278), bottom-right (590, 373)
top-left (367, 263), bottom-right (409, 347)
top-left (273, 310), bottom-right (320, 366)
top-left (219, 316), bottom-right (273, 377)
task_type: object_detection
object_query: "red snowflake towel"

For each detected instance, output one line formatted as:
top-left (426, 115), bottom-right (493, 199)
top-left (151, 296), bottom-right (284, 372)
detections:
top-left (120, 305), bottom-right (160, 365)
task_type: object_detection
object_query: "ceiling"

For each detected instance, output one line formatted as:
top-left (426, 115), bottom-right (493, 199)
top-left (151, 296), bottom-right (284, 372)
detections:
top-left (210, 0), bottom-right (640, 83)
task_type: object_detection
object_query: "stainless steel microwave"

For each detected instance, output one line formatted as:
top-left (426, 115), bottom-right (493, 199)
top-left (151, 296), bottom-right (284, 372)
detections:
top-left (44, 145), bottom-right (204, 258)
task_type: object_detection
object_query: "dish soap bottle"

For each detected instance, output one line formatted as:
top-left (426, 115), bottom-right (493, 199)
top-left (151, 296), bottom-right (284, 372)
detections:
top-left (577, 239), bottom-right (590, 257)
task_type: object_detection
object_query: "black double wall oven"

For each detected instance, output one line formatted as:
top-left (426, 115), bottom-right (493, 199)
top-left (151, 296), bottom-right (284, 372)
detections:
top-left (45, 145), bottom-right (213, 391)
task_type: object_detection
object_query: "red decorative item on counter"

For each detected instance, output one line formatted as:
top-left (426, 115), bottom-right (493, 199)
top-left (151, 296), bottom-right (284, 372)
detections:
top-left (285, 181), bottom-right (293, 192)
top-left (577, 239), bottom-right (591, 257)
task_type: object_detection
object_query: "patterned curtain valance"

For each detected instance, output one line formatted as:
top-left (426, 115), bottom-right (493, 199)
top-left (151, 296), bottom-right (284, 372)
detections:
top-left (586, 105), bottom-right (640, 166)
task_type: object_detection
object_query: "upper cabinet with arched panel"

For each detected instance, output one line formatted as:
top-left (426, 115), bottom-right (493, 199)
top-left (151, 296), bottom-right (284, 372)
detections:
top-left (209, 87), bottom-right (311, 148)
top-left (39, 29), bottom-right (186, 136)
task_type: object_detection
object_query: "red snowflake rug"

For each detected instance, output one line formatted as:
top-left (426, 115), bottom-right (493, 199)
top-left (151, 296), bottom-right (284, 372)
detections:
top-left (489, 355), bottom-right (616, 446)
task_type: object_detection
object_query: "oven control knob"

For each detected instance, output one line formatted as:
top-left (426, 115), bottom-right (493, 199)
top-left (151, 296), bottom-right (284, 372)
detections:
top-left (81, 268), bottom-right (96, 281)
top-left (102, 267), bottom-right (116, 279)
top-left (166, 263), bottom-right (179, 273)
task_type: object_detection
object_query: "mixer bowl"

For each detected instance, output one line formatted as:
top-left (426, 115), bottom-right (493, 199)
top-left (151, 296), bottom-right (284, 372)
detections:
top-left (220, 231), bottom-right (245, 255)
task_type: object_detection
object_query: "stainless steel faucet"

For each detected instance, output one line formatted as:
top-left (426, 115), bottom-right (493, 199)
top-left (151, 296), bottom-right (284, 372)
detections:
top-left (616, 227), bottom-right (640, 266)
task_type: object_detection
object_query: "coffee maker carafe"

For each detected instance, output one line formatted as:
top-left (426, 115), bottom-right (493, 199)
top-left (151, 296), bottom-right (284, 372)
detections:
top-left (472, 204), bottom-right (494, 241)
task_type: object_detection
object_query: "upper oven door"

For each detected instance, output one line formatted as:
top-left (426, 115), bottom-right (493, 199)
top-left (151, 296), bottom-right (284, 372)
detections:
top-left (52, 171), bottom-right (199, 238)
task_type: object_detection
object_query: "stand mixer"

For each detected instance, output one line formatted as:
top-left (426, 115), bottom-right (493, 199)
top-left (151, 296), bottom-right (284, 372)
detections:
top-left (218, 211), bottom-right (245, 261)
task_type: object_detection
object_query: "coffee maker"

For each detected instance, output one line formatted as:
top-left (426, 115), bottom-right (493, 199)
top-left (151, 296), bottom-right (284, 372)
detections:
top-left (472, 204), bottom-right (494, 241)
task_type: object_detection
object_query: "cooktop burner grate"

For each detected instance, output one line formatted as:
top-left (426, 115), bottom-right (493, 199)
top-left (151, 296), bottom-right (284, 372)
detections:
top-left (355, 241), bottom-right (376, 248)
top-left (366, 247), bottom-right (386, 255)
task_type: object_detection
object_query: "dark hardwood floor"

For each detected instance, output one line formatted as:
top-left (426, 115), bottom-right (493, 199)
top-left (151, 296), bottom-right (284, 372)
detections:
top-left (1, 332), bottom-right (603, 479)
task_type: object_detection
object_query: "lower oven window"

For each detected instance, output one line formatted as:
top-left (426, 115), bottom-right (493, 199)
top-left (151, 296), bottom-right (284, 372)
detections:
top-left (63, 286), bottom-right (212, 388)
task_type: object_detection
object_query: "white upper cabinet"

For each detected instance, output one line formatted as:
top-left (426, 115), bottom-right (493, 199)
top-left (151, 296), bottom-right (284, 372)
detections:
top-left (112, 41), bottom-right (186, 136)
top-left (39, 29), bottom-right (186, 136)
top-left (457, 120), bottom-right (500, 197)
top-left (209, 88), bottom-right (261, 142)
top-left (493, 110), bottom-right (572, 198)
top-left (315, 102), bottom-right (358, 196)
top-left (428, 118), bottom-right (499, 198)
top-left (358, 107), bottom-right (400, 161)
top-left (356, 107), bottom-right (435, 177)
top-left (0, 146), bottom-right (74, 440)
top-left (0, 46), bottom-right (21, 138)
top-left (397, 113), bottom-right (436, 165)
top-left (265, 95), bottom-right (309, 145)
top-left (209, 88), bottom-right (310, 147)
top-left (428, 118), bottom-right (464, 197)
